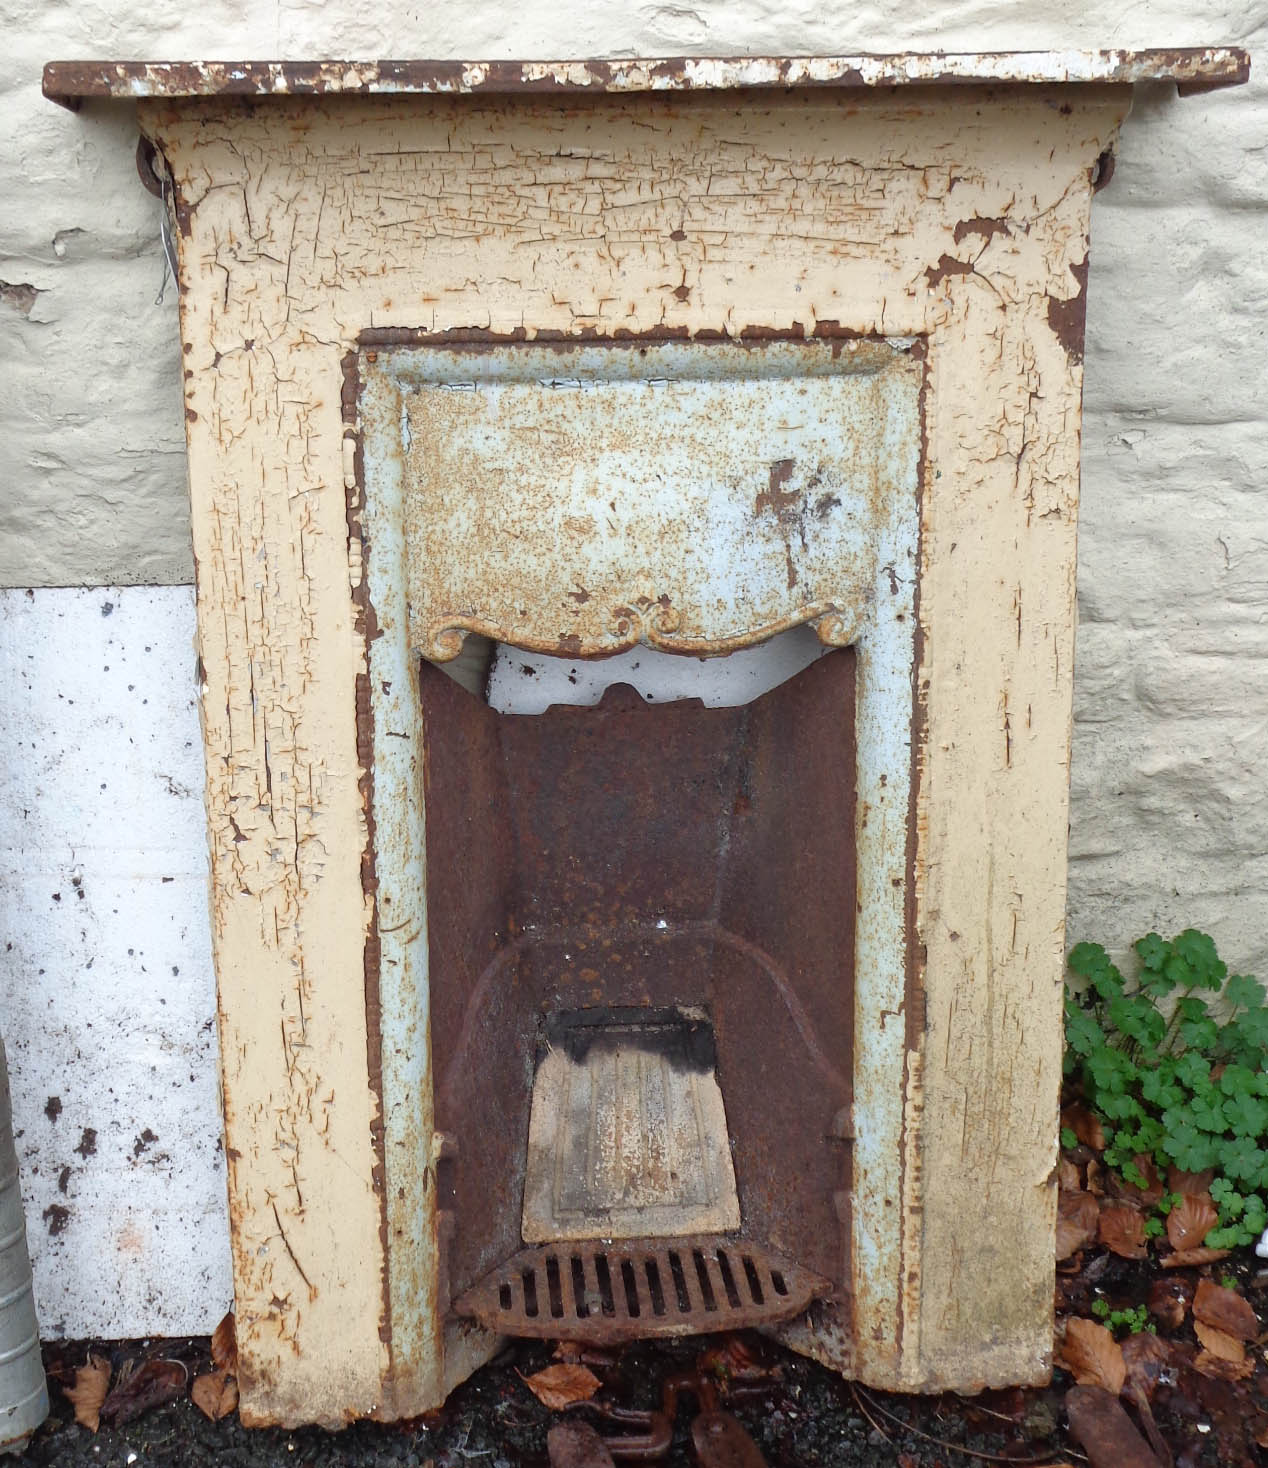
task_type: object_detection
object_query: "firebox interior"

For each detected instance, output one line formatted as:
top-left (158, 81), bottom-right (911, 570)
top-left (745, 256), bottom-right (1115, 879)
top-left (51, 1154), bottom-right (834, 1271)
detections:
top-left (420, 645), bottom-right (857, 1341)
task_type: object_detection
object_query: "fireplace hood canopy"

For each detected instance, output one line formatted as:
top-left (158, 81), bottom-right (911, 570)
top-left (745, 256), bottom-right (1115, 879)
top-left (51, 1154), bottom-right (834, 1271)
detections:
top-left (45, 49), bottom-right (1248, 1429)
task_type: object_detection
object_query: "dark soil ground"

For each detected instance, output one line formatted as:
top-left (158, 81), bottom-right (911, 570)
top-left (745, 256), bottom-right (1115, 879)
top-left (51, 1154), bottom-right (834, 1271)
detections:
top-left (13, 1329), bottom-right (1061, 1467)
top-left (11, 1303), bottom-right (1260, 1468)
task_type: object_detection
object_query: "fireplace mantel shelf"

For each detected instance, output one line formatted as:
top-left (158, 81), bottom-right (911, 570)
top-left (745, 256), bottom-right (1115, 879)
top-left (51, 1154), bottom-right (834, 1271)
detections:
top-left (43, 48), bottom-right (1249, 109)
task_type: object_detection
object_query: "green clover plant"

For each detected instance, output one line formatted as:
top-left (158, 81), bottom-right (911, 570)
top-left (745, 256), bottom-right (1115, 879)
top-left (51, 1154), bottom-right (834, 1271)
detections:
top-left (1064, 930), bottom-right (1268, 1249)
top-left (1090, 1299), bottom-right (1155, 1336)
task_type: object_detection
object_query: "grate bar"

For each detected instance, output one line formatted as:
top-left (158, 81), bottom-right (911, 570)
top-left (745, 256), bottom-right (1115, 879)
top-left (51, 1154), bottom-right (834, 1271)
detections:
top-left (455, 1235), bottom-right (829, 1344)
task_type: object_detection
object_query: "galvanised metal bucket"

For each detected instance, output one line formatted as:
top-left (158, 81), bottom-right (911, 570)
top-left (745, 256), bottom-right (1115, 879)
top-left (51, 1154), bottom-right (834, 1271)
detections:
top-left (0, 1037), bottom-right (47, 1452)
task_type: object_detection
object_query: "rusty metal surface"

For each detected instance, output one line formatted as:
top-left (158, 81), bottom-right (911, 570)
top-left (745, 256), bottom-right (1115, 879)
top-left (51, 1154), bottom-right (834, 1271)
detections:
top-left (43, 49), bottom-right (1250, 107)
top-left (362, 338), bottom-right (916, 662)
top-left (420, 654), bottom-right (859, 1310)
top-left (455, 1237), bottom-right (828, 1344)
top-left (692, 1413), bottom-right (770, 1468)
top-left (351, 353), bottom-right (446, 1408)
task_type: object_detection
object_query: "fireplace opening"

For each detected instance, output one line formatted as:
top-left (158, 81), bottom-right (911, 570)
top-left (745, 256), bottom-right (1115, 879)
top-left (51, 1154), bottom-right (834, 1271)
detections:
top-left (357, 330), bottom-right (917, 1365)
top-left (419, 644), bottom-right (856, 1344)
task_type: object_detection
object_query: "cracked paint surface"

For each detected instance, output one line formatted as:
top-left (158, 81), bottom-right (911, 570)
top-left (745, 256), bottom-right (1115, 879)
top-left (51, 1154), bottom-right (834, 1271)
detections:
top-left (143, 84), bottom-right (1127, 1424)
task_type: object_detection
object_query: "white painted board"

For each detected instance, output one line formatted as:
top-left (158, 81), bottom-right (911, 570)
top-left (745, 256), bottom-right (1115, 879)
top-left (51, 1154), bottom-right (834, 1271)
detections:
top-left (0, 587), bottom-right (230, 1339)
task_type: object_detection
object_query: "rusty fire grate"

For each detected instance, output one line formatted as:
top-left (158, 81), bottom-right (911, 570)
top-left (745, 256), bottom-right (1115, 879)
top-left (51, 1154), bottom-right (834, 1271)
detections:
top-left (455, 1237), bottom-right (828, 1343)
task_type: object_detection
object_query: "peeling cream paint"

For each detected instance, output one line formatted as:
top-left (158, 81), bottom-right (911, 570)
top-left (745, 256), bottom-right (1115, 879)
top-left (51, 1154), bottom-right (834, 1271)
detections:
top-left (142, 83), bottom-right (1129, 1423)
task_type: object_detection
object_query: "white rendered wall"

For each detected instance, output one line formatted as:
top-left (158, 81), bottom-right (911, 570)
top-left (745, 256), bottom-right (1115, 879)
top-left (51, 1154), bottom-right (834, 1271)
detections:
top-left (0, 2), bottom-right (1265, 1336)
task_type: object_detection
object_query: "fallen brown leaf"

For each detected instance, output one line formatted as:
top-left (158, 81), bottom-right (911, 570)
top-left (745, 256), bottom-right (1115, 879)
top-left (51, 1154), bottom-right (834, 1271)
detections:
top-left (1193, 1278), bottom-right (1259, 1340)
top-left (1099, 1202), bottom-right (1148, 1260)
top-left (1059, 1158), bottom-right (1081, 1192)
top-left (1194, 1319), bottom-right (1247, 1365)
top-left (547, 1419), bottom-right (615, 1468)
top-left (65, 1355), bottom-right (111, 1432)
top-left (695, 1333), bottom-right (766, 1387)
top-left (1147, 1276), bottom-right (1192, 1330)
top-left (1121, 1331), bottom-right (1173, 1403)
top-left (211, 1311), bottom-right (238, 1375)
top-left (1161, 1245), bottom-right (1231, 1268)
top-left (100, 1358), bottom-right (188, 1428)
top-left (1086, 1158), bottom-right (1106, 1196)
top-left (1165, 1192), bottom-right (1218, 1251)
top-left (1065, 1385), bottom-right (1163, 1468)
top-left (191, 1369), bottom-right (239, 1422)
top-left (1057, 1318), bottom-right (1126, 1395)
top-left (1108, 1155), bottom-right (1164, 1208)
top-left (1167, 1166), bottom-right (1215, 1197)
top-left (520, 1363), bottom-right (603, 1411)
top-left (1063, 1103), bottom-right (1107, 1152)
top-left (1193, 1348), bottom-right (1255, 1382)
top-left (1056, 1190), bottom-right (1101, 1262)
top-left (552, 1342), bottom-right (618, 1368)
top-left (1120, 1332), bottom-right (1174, 1466)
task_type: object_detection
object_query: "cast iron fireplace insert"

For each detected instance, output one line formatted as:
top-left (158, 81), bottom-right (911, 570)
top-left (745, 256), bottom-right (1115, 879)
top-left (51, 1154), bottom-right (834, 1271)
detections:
top-left (420, 650), bottom-right (857, 1344)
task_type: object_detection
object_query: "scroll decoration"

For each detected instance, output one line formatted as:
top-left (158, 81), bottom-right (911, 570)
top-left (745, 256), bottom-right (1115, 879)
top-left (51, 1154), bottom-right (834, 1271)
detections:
top-left (419, 598), bottom-right (863, 663)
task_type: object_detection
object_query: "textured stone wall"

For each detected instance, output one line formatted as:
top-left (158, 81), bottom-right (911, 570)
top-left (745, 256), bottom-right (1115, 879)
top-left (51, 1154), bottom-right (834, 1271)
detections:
top-left (0, 1), bottom-right (1264, 1337)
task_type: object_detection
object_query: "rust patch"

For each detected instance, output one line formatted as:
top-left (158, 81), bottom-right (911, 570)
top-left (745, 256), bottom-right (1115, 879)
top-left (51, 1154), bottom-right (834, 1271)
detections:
top-left (924, 254), bottom-right (977, 289)
top-left (739, 322), bottom-right (805, 341)
top-left (341, 347), bottom-right (395, 1367)
top-left (811, 321), bottom-right (869, 359)
top-left (897, 336), bottom-right (931, 1358)
top-left (756, 459), bottom-right (798, 517)
top-left (43, 1203), bottom-right (69, 1236)
top-left (1047, 255), bottom-right (1090, 363)
top-left (952, 216), bottom-right (1010, 246)
top-left (358, 323), bottom-right (847, 359)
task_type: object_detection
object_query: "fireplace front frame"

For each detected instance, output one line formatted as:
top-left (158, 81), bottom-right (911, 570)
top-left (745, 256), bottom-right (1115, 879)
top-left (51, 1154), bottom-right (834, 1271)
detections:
top-left (40, 50), bottom-right (1250, 1425)
top-left (352, 328), bottom-right (923, 1384)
